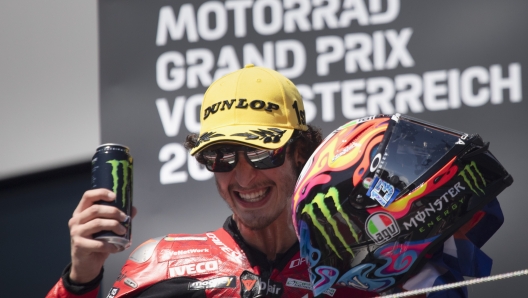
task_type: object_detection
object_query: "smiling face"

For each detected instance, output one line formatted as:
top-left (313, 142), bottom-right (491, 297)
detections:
top-left (214, 146), bottom-right (302, 230)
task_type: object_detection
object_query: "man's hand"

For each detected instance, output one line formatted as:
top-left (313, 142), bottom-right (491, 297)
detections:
top-left (68, 189), bottom-right (137, 283)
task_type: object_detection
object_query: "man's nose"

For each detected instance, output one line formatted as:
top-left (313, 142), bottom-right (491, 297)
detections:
top-left (234, 152), bottom-right (257, 186)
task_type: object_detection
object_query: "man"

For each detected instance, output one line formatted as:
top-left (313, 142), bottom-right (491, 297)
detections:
top-left (47, 65), bottom-right (378, 297)
top-left (47, 65), bottom-right (502, 298)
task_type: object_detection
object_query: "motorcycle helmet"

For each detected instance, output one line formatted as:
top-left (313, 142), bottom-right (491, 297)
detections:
top-left (292, 114), bottom-right (513, 295)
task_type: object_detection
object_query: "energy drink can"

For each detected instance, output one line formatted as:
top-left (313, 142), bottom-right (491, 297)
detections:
top-left (91, 143), bottom-right (133, 250)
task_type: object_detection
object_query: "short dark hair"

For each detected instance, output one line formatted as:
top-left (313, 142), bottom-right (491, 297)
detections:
top-left (184, 125), bottom-right (323, 169)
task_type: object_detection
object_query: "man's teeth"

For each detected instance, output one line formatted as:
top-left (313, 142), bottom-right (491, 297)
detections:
top-left (239, 189), bottom-right (267, 202)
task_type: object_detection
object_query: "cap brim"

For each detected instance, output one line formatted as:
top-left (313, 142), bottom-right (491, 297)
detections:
top-left (190, 125), bottom-right (295, 155)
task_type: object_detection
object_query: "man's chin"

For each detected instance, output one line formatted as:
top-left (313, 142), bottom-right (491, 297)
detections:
top-left (237, 214), bottom-right (277, 231)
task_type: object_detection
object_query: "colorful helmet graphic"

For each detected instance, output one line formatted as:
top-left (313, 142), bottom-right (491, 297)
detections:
top-left (292, 114), bottom-right (513, 295)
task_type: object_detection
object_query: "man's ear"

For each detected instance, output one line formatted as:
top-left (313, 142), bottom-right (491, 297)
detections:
top-left (293, 145), bottom-right (307, 169)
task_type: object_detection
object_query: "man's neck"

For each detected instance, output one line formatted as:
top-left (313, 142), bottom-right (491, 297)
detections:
top-left (234, 210), bottom-right (297, 261)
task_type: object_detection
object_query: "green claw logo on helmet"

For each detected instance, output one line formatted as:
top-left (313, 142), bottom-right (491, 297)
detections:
top-left (459, 161), bottom-right (486, 196)
top-left (301, 187), bottom-right (359, 259)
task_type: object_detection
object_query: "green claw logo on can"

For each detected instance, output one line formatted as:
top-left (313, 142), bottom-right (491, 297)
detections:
top-left (107, 159), bottom-right (133, 207)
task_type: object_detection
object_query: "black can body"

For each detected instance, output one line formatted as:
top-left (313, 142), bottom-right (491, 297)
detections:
top-left (91, 143), bottom-right (133, 250)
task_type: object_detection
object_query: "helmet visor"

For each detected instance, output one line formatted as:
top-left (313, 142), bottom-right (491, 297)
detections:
top-left (364, 115), bottom-right (467, 207)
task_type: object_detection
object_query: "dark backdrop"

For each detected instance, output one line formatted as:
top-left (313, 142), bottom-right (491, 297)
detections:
top-left (0, 163), bottom-right (99, 297)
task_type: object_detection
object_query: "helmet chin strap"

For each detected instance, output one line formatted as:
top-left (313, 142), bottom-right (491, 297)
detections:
top-left (377, 269), bottom-right (528, 298)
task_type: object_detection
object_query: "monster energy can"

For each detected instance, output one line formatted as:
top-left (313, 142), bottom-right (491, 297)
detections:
top-left (91, 143), bottom-right (133, 250)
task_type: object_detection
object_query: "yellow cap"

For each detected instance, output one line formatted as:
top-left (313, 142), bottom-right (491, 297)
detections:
top-left (190, 64), bottom-right (308, 155)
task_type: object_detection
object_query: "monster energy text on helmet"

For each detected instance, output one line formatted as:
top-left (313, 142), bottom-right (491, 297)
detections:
top-left (292, 114), bottom-right (513, 295)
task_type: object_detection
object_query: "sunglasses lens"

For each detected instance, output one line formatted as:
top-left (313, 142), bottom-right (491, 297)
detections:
top-left (246, 147), bottom-right (287, 169)
top-left (199, 148), bottom-right (237, 172)
top-left (197, 142), bottom-right (290, 172)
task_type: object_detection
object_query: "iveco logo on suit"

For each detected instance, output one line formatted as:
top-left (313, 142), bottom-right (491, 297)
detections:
top-left (203, 98), bottom-right (280, 120)
top-left (169, 260), bottom-right (219, 277)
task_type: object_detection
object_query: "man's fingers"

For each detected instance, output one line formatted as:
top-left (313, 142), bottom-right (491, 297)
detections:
top-left (71, 204), bottom-right (128, 227)
top-left (71, 236), bottom-right (123, 254)
top-left (131, 206), bottom-right (138, 218)
top-left (70, 218), bottom-right (127, 238)
top-left (73, 189), bottom-right (116, 216)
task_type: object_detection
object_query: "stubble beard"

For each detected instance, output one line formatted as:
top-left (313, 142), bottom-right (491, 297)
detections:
top-left (215, 162), bottom-right (299, 231)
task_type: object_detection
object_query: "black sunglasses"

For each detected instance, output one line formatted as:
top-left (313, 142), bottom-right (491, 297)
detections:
top-left (196, 139), bottom-right (293, 172)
